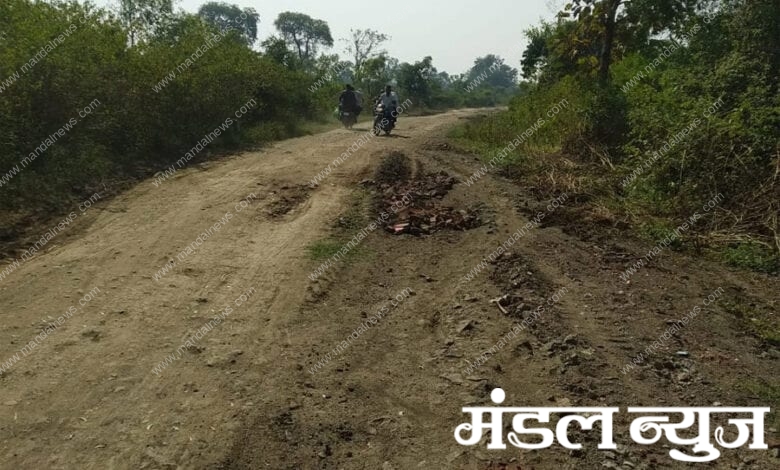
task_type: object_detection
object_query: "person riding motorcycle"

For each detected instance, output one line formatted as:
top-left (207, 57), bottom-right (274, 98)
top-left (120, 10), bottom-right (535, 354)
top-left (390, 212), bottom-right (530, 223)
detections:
top-left (376, 85), bottom-right (400, 125)
top-left (339, 84), bottom-right (361, 117)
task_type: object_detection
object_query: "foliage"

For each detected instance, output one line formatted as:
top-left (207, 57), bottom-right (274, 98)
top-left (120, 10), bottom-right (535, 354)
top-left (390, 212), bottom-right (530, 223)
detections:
top-left (456, 75), bottom-right (591, 158)
top-left (343, 29), bottom-right (389, 82)
top-left (521, 23), bottom-right (552, 81)
top-left (119, 0), bottom-right (173, 46)
top-left (396, 56), bottom-right (439, 108)
top-left (0, 0), bottom-right (322, 222)
top-left (564, 0), bottom-right (700, 82)
top-left (198, 2), bottom-right (259, 46)
top-left (360, 54), bottom-right (397, 98)
top-left (274, 12), bottom-right (333, 62)
top-left (0, 0), bottom-right (520, 233)
top-left (458, 0), bottom-right (780, 272)
top-left (722, 242), bottom-right (779, 274)
top-left (466, 55), bottom-right (518, 89)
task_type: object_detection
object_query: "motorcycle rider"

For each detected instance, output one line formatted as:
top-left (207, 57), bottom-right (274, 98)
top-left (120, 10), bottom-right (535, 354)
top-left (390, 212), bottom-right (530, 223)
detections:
top-left (376, 85), bottom-right (400, 125)
top-left (339, 84), bottom-right (360, 118)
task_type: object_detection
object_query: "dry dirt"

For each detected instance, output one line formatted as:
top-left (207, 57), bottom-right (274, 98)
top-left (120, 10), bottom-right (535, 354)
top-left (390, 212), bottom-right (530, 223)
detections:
top-left (0, 110), bottom-right (777, 470)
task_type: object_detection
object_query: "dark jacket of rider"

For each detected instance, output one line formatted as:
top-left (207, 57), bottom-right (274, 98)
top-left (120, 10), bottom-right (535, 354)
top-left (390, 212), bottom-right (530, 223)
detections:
top-left (339, 89), bottom-right (359, 112)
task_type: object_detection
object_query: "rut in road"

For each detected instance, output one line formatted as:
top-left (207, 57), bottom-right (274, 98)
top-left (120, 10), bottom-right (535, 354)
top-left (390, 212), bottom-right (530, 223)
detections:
top-left (0, 111), bottom-right (478, 468)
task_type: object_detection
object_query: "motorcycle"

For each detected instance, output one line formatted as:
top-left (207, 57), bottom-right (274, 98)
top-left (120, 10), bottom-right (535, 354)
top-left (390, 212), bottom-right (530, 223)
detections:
top-left (339, 109), bottom-right (357, 129)
top-left (373, 102), bottom-right (395, 136)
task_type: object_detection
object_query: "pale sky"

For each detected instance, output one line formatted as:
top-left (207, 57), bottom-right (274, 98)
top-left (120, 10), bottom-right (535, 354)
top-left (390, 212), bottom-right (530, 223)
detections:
top-left (89, 0), bottom-right (565, 75)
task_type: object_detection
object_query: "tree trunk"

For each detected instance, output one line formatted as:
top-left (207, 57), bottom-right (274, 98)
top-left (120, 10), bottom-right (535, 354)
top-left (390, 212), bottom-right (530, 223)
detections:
top-left (292, 34), bottom-right (303, 60)
top-left (598, 0), bottom-right (621, 84)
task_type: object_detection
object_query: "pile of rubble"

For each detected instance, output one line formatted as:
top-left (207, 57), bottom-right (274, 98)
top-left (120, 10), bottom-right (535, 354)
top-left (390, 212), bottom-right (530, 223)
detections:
top-left (370, 170), bottom-right (482, 236)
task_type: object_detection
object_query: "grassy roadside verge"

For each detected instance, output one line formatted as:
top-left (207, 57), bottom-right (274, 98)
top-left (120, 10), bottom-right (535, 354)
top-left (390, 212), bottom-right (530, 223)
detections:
top-left (0, 117), bottom-right (338, 261)
top-left (449, 112), bottom-right (779, 275)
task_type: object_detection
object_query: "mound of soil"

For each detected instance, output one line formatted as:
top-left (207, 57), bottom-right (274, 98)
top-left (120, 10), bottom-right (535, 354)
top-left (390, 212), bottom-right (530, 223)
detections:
top-left (371, 154), bottom-right (482, 235)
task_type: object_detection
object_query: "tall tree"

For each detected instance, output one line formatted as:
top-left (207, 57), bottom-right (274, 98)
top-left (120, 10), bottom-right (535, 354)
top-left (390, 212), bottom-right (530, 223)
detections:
top-left (466, 55), bottom-right (518, 89)
top-left (521, 23), bottom-right (552, 81)
top-left (343, 29), bottom-right (389, 81)
top-left (273, 12), bottom-right (333, 61)
top-left (397, 56), bottom-right (438, 107)
top-left (361, 54), bottom-right (397, 97)
top-left (119, 0), bottom-right (173, 46)
top-left (565, 0), bottom-right (699, 83)
top-left (198, 2), bottom-right (259, 46)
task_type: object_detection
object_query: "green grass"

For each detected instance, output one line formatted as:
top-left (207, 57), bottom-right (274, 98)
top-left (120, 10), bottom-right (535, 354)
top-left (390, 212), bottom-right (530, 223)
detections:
top-left (305, 189), bottom-right (373, 263)
top-left (721, 242), bottom-right (779, 274)
top-left (737, 380), bottom-right (780, 403)
top-left (451, 111), bottom-right (780, 277)
top-left (306, 240), bottom-right (349, 261)
top-left (447, 119), bottom-right (528, 171)
top-left (735, 380), bottom-right (780, 429)
top-left (722, 297), bottom-right (780, 347)
top-left (636, 219), bottom-right (686, 249)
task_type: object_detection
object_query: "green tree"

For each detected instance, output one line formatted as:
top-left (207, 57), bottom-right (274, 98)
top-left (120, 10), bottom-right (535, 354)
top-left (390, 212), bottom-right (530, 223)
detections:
top-left (119, 0), bottom-right (173, 46)
top-left (342, 29), bottom-right (389, 82)
top-left (198, 2), bottom-right (260, 46)
top-left (397, 56), bottom-right (438, 107)
top-left (361, 54), bottom-right (396, 97)
top-left (261, 35), bottom-right (299, 68)
top-left (564, 0), bottom-right (699, 83)
top-left (521, 23), bottom-right (552, 81)
top-left (465, 55), bottom-right (518, 89)
top-left (273, 12), bottom-right (333, 62)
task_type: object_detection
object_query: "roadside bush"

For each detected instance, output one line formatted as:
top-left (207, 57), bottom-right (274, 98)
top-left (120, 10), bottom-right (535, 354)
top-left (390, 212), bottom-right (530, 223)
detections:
top-left (456, 75), bottom-right (592, 162)
top-left (0, 0), bottom-right (327, 227)
top-left (453, 0), bottom-right (779, 272)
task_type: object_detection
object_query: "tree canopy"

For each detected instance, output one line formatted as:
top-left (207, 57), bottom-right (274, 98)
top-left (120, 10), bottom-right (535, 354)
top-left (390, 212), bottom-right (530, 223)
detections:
top-left (274, 12), bottom-right (334, 61)
top-left (119, 0), bottom-right (173, 46)
top-left (198, 2), bottom-right (259, 46)
top-left (343, 29), bottom-right (390, 81)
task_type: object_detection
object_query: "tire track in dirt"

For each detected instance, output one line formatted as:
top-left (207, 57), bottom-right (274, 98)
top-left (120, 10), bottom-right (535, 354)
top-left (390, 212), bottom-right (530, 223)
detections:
top-left (219, 133), bottom-right (779, 469)
top-left (0, 110), bottom-right (483, 469)
top-left (2, 108), bottom-right (775, 469)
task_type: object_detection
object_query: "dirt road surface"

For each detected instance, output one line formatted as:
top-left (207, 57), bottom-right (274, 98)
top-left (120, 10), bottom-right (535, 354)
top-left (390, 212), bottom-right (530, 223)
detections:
top-left (0, 110), bottom-right (777, 469)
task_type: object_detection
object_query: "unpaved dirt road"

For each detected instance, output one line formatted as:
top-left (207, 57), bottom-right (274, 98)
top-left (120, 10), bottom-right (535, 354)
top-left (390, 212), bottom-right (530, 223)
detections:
top-left (0, 110), bottom-right (777, 469)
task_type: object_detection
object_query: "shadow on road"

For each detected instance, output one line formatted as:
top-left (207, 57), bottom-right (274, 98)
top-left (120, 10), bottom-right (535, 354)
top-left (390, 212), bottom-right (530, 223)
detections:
top-left (347, 127), bottom-right (410, 139)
